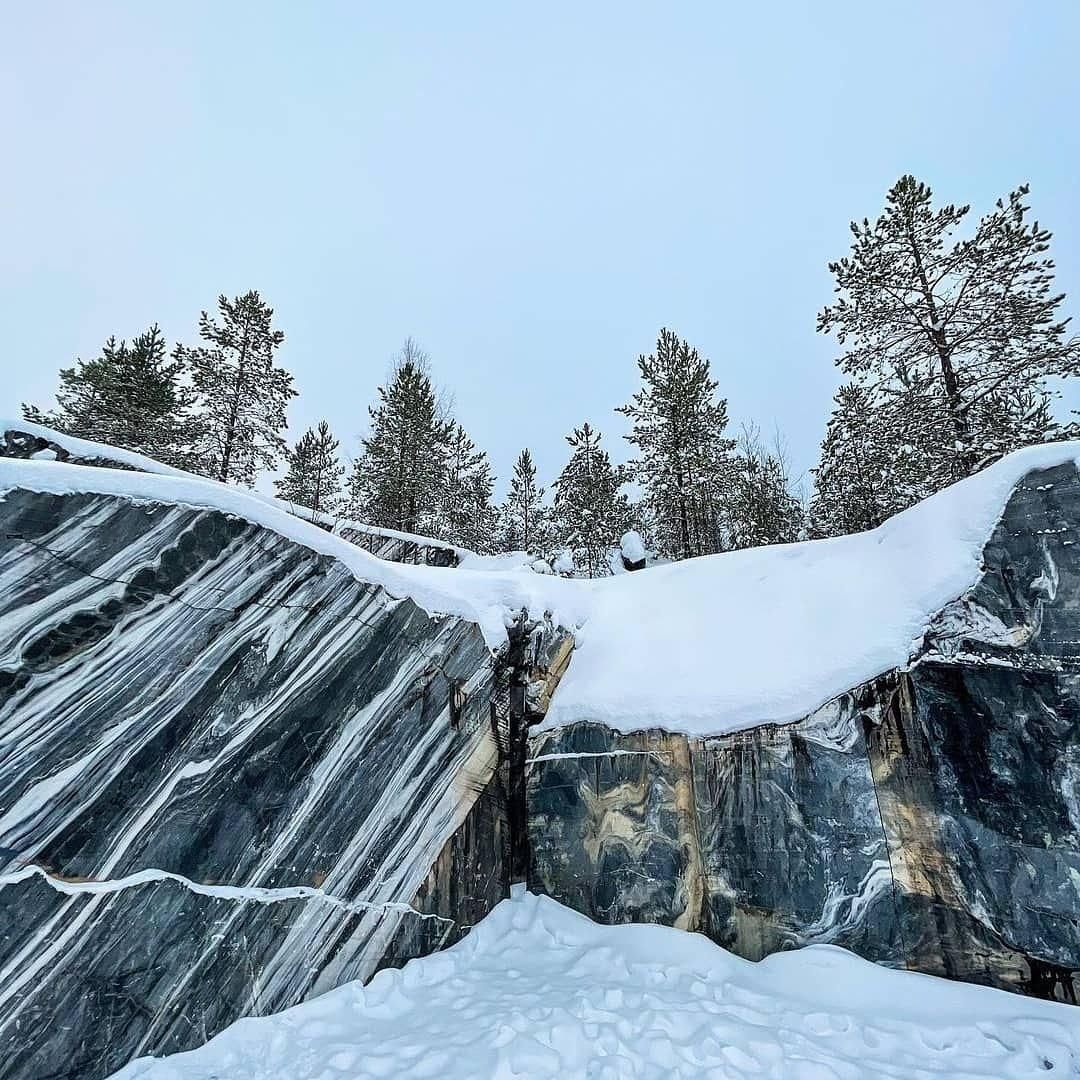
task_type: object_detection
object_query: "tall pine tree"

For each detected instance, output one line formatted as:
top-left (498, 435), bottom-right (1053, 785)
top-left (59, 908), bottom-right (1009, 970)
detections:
top-left (274, 420), bottom-right (344, 517)
top-left (178, 291), bottom-right (295, 486)
top-left (498, 448), bottom-right (547, 554)
top-left (618, 329), bottom-right (736, 560)
top-left (818, 176), bottom-right (1076, 501)
top-left (552, 423), bottom-right (630, 577)
top-left (459, 462), bottom-right (498, 554)
top-left (724, 426), bottom-right (804, 549)
top-left (349, 339), bottom-right (452, 535)
top-left (23, 324), bottom-right (192, 467)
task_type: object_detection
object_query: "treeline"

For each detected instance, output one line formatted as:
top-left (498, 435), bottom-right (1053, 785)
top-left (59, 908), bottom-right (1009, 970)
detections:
top-left (24, 292), bottom-right (294, 487)
top-left (24, 175), bottom-right (1080, 574)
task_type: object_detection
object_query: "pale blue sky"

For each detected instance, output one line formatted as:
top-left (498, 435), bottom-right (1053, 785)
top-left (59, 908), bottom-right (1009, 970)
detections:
top-left (4, 2), bottom-right (1079, 493)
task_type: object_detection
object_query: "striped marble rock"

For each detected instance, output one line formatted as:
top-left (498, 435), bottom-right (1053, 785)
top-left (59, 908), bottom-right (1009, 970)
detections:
top-left (0, 488), bottom-right (507, 1079)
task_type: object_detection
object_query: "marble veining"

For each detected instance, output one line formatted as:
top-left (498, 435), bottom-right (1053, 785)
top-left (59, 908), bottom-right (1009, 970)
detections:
top-left (0, 487), bottom-right (506, 1079)
top-left (528, 463), bottom-right (1080, 1004)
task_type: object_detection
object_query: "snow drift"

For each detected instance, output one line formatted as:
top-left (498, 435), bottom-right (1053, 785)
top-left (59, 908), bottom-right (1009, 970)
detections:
top-left (111, 890), bottom-right (1080, 1080)
top-left (543, 440), bottom-right (1080, 735)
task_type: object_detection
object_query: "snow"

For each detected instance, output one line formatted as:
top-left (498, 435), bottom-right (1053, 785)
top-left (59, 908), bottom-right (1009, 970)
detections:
top-left (619, 528), bottom-right (646, 564)
top-left (110, 890), bottom-right (1080, 1080)
top-left (541, 440), bottom-right (1080, 736)
top-left (0, 417), bottom-right (473, 559)
top-left (0, 456), bottom-right (588, 652)
top-left (5, 417), bottom-right (1080, 738)
top-left (1, 417), bottom-right (195, 478)
top-left (553, 549), bottom-right (576, 575)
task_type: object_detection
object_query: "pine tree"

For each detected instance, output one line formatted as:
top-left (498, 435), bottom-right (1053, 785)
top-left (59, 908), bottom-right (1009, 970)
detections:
top-left (438, 423), bottom-right (497, 551)
top-left (552, 423), bottom-right (630, 577)
top-left (274, 420), bottom-right (344, 517)
top-left (810, 384), bottom-right (924, 537)
top-left (818, 176), bottom-right (1075, 498)
top-left (724, 426), bottom-right (804, 549)
top-left (499, 448), bottom-right (547, 554)
top-left (178, 291), bottom-right (295, 486)
top-left (23, 325), bottom-right (192, 466)
top-left (350, 339), bottom-right (452, 535)
top-left (459, 460), bottom-right (499, 554)
top-left (618, 329), bottom-right (736, 560)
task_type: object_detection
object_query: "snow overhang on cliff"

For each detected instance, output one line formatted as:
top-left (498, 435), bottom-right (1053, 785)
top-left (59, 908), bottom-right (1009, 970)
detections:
top-left (4, 419), bottom-right (1080, 739)
top-left (541, 440), bottom-right (1080, 737)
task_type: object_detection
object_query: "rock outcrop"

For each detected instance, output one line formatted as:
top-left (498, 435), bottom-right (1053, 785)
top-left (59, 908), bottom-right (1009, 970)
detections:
top-left (2, 422), bottom-right (462, 567)
top-left (528, 462), bottom-right (1080, 1004)
top-left (2, 431), bottom-right (1079, 1078)
top-left (0, 488), bottom-right (506, 1079)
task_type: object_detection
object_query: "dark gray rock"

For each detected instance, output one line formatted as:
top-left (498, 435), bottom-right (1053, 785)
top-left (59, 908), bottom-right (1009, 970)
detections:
top-left (528, 701), bottom-right (901, 964)
top-left (528, 463), bottom-right (1080, 1005)
top-left (335, 522), bottom-right (459, 567)
top-left (0, 488), bottom-right (505, 1079)
top-left (3, 451), bottom-right (1080, 1080)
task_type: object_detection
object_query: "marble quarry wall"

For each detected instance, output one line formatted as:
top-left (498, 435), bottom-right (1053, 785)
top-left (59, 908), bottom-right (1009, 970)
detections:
top-left (528, 462), bottom-right (1080, 1005)
top-left (1, 437), bottom-right (1079, 1077)
top-left (0, 487), bottom-right (508, 1079)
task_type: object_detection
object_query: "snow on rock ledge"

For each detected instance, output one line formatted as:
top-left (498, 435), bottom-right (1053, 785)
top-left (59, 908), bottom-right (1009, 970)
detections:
top-left (0, 455), bottom-right (589, 652)
top-left (542, 440), bottom-right (1080, 736)
top-left (5, 422), bottom-right (1080, 737)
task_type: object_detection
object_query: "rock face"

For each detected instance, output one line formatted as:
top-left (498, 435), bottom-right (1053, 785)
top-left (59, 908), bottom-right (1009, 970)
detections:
top-left (333, 523), bottom-right (460, 567)
top-left (2, 446), bottom-right (1079, 1078)
top-left (0, 488), bottom-right (507, 1079)
top-left (528, 462), bottom-right (1080, 1004)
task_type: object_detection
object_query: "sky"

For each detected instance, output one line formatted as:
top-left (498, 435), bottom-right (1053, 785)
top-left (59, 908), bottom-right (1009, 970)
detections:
top-left (4, 1), bottom-right (1079, 495)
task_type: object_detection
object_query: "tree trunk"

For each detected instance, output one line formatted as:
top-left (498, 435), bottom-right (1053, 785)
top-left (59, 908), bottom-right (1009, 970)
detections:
top-left (906, 226), bottom-right (975, 477)
top-left (218, 329), bottom-right (250, 484)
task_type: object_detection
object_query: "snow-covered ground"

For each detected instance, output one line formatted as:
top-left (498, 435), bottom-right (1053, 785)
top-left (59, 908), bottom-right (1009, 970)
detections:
top-left (5, 421), bottom-right (1080, 737)
top-left (111, 890), bottom-right (1079, 1080)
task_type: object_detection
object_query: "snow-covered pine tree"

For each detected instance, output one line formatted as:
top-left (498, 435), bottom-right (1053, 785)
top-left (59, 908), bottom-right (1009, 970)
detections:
top-left (23, 325), bottom-right (192, 466)
top-left (349, 339), bottom-right (452, 535)
top-left (809, 383), bottom-right (924, 537)
top-left (437, 423), bottom-right (497, 551)
top-left (178, 291), bottom-right (295, 485)
top-left (552, 423), bottom-right (630, 577)
top-left (459, 458), bottom-right (498, 554)
top-left (724, 425), bottom-right (804, 549)
top-left (274, 420), bottom-right (344, 518)
top-left (617, 329), bottom-right (736, 561)
top-left (498, 448), bottom-right (547, 554)
top-left (818, 176), bottom-right (1076, 498)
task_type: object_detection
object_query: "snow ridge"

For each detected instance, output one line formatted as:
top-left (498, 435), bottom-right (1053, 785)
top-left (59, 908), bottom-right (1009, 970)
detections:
top-left (111, 890), bottom-right (1080, 1079)
top-left (5, 429), bottom-right (1080, 737)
